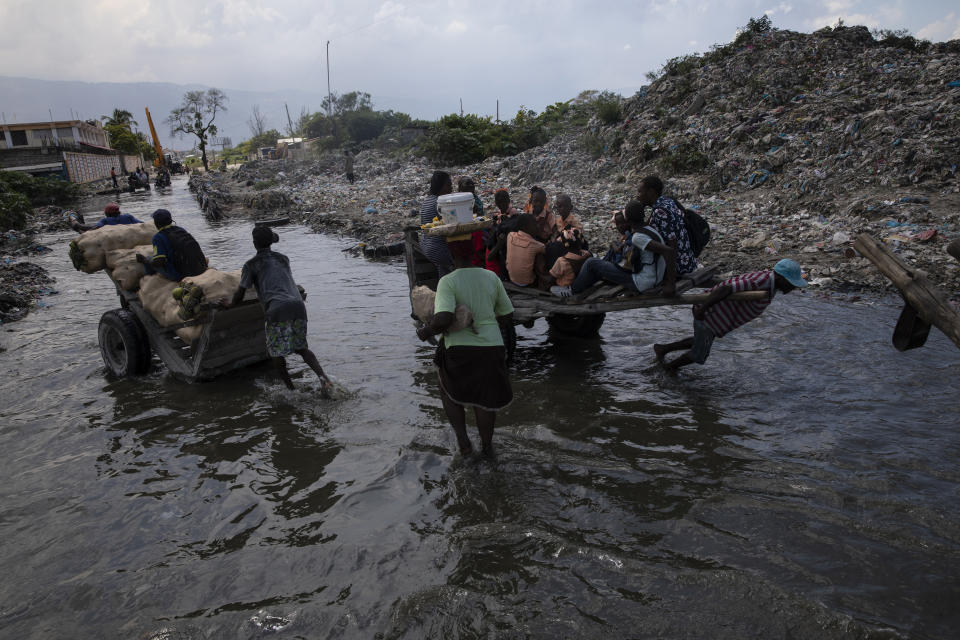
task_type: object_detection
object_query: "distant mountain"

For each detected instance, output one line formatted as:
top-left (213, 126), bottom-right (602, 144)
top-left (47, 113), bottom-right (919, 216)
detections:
top-left (0, 76), bottom-right (329, 151)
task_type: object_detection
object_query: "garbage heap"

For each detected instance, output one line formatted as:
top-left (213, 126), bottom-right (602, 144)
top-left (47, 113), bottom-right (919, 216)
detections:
top-left (214, 23), bottom-right (960, 295)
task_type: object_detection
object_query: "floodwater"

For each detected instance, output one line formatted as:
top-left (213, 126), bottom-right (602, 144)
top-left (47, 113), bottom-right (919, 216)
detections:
top-left (1, 176), bottom-right (958, 640)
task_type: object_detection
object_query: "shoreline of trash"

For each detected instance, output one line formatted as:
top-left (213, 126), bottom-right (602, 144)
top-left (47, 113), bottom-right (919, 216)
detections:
top-left (0, 206), bottom-right (72, 327)
top-left (187, 155), bottom-right (960, 303)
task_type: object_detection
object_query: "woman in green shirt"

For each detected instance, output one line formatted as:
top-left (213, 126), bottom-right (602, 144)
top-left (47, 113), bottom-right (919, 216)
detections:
top-left (416, 238), bottom-right (514, 458)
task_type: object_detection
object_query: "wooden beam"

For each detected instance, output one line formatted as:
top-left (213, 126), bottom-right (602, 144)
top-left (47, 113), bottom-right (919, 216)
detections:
top-left (853, 233), bottom-right (960, 350)
top-left (508, 291), bottom-right (768, 315)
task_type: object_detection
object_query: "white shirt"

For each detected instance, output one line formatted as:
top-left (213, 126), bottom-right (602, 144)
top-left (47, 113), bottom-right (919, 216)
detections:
top-left (629, 227), bottom-right (666, 292)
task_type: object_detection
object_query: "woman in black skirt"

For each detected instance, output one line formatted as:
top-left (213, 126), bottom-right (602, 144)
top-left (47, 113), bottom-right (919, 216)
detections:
top-left (417, 238), bottom-right (514, 458)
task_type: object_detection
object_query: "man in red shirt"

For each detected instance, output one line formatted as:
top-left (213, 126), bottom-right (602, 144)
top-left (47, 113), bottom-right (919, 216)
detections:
top-left (654, 259), bottom-right (806, 371)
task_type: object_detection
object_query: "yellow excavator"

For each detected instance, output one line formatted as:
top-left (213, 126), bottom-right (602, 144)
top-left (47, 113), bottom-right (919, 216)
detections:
top-left (144, 107), bottom-right (171, 186)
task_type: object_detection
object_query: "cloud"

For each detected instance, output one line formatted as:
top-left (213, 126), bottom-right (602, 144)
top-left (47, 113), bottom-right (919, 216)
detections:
top-left (445, 20), bottom-right (467, 34)
top-left (917, 12), bottom-right (960, 41)
top-left (805, 1), bottom-right (905, 32)
top-left (623, 44), bottom-right (632, 50)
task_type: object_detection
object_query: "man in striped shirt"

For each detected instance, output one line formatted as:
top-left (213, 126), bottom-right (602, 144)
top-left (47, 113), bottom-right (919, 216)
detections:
top-left (653, 259), bottom-right (807, 371)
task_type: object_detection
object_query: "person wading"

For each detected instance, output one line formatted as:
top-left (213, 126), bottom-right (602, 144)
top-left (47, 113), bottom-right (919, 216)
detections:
top-left (416, 237), bottom-right (514, 459)
top-left (654, 259), bottom-right (807, 371)
top-left (231, 226), bottom-right (334, 394)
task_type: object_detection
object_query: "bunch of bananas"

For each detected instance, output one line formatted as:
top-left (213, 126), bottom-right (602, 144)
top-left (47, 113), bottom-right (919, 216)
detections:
top-left (420, 216), bottom-right (443, 230)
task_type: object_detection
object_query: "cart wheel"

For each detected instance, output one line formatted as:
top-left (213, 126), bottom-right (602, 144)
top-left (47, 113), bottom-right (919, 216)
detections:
top-left (547, 313), bottom-right (606, 338)
top-left (98, 309), bottom-right (151, 376)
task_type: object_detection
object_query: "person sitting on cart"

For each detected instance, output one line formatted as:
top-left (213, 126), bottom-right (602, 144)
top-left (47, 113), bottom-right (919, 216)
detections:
top-left (136, 209), bottom-right (207, 282)
top-left (485, 189), bottom-right (521, 278)
top-left (653, 259), bottom-right (807, 371)
top-left (457, 176), bottom-right (485, 267)
top-left (549, 228), bottom-right (591, 297)
top-left (506, 214), bottom-right (551, 289)
top-left (552, 194), bottom-right (583, 240)
top-left (571, 200), bottom-right (676, 296)
top-left (601, 210), bottom-right (632, 264)
top-left (636, 175), bottom-right (697, 276)
top-left (524, 186), bottom-right (555, 243)
top-left (72, 202), bottom-right (141, 232)
top-left (230, 225), bottom-right (334, 395)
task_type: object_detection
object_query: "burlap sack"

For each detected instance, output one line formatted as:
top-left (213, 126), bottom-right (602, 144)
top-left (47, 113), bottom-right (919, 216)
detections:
top-left (410, 285), bottom-right (475, 333)
top-left (139, 274), bottom-right (180, 326)
top-left (69, 222), bottom-right (157, 273)
top-left (176, 269), bottom-right (242, 320)
top-left (105, 244), bottom-right (153, 291)
top-left (138, 274), bottom-right (204, 345)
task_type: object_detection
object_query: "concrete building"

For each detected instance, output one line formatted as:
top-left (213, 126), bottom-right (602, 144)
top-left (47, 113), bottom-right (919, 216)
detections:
top-left (0, 119), bottom-right (123, 183)
top-left (0, 119), bottom-right (110, 150)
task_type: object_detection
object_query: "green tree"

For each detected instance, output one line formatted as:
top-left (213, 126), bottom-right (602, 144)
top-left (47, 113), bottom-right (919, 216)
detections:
top-left (167, 89), bottom-right (228, 171)
top-left (102, 109), bottom-right (137, 129)
top-left (321, 91), bottom-right (372, 116)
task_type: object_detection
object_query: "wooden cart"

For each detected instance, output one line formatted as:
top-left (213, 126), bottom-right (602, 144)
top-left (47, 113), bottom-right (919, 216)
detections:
top-left (404, 227), bottom-right (765, 348)
top-left (98, 274), bottom-right (269, 382)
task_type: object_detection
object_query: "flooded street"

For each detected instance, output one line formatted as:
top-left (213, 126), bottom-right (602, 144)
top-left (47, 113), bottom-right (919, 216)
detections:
top-left (1, 176), bottom-right (959, 639)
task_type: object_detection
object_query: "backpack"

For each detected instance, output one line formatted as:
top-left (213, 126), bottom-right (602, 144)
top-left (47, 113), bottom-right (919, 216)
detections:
top-left (669, 197), bottom-right (710, 257)
top-left (161, 226), bottom-right (208, 278)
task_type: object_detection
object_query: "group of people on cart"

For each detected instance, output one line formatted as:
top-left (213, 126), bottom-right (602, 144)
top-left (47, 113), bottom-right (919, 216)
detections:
top-left (416, 172), bottom-right (807, 460)
top-left (420, 173), bottom-right (711, 300)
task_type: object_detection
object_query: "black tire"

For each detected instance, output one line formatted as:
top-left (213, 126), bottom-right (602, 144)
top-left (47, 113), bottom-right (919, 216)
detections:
top-left (98, 309), bottom-right (151, 377)
top-left (546, 313), bottom-right (606, 338)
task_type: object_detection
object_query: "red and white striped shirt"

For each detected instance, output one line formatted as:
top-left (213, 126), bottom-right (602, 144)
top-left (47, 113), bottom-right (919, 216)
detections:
top-left (701, 270), bottom-right (775, 337)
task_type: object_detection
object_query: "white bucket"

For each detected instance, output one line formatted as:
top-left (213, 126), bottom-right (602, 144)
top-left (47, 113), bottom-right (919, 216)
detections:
top-left (437, 193), bottom-right (475, 225)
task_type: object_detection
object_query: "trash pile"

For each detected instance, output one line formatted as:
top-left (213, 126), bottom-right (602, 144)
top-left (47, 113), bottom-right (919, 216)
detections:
top-left (0, 261), bottom-right (55, 324)
top-left (206, 23), bottom-right (960, 296)
top-left (187, 174), bottom-right (231, 220)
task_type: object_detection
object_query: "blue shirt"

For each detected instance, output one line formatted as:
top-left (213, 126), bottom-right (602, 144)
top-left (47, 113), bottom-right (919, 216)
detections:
top-left (151, 225), bottom-right (181, 281)
top-left (94, 213), bottom-right (141, 228)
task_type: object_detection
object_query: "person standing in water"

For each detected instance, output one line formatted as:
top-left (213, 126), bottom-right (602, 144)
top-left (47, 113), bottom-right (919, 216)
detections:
top-left (417, 237), bottom-right (514, 459)
top-left (231, 226), bottom-right (334, 394)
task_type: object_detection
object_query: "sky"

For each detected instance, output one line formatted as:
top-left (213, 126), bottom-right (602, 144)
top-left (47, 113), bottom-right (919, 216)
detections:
top-left (1, 0), bottom-right (959, 131)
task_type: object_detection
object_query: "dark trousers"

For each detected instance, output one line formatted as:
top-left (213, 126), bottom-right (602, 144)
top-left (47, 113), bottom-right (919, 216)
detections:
top-left (571, 257), bottom-right (638, 294)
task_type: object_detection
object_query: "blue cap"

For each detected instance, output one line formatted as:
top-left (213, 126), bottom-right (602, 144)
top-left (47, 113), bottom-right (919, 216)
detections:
top-left (773, 259), bottom-right (806, 287)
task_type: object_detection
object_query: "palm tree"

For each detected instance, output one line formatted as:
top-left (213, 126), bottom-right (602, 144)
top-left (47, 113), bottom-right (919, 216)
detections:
top-left (102, 109), bottom-right (137, 129)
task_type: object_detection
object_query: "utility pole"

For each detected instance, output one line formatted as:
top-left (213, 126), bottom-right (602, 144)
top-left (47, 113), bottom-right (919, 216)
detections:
top-left (326, 40), bottom-right (332, 116)
top-left (460, 98), bottom-right (463, 116)
top-left (496, 100), bottom-right (499, 123)
top-left (285, 103), bottom-right (294, 137)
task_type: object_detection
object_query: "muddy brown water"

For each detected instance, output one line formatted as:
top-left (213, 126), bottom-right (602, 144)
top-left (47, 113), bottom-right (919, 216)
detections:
top-left (1, 176), bottom-right (958, 639)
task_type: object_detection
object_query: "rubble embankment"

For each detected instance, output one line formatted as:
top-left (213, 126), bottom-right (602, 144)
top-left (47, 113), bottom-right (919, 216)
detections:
top-left (0, 206), bottom-right (69, 326)
top-left (185, 25), bottom-right (960, 299)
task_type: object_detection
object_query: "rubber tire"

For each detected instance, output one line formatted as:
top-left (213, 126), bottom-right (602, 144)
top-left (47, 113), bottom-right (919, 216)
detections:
top-left (98, 309), bottom-right (151, 377)
top-left (546, 313), bottom-right (606, 338)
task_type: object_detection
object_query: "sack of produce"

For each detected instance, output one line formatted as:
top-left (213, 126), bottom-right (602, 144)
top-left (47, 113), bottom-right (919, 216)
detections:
top-left (138, 274), bottom-right (203, 345)
top-left (410, 285), bottom-right (475, 333)
top-left (69, 222), bottom-right (156, 273)
top-left (174, 269), bottom-right (242, 320)
top-left (105, 244), bottom-right (153, 291)
top-left (139, 274), bottom-right (180, 326)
